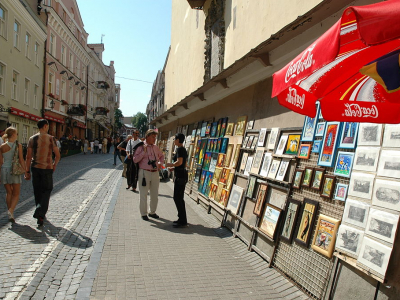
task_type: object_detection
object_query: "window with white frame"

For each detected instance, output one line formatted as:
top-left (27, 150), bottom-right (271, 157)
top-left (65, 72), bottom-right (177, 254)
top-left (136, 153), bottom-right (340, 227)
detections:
top-left (69, 52), bottom-right (73, 71)
top-left (33, 84), bottom-right (39, 109)
top-left (61, 45), bottom-right (66, 65)
top-left (13, 21), bottom-right (20, 49)
top-left (49, 34), bottom-right (55, 55)
top-left (0, 63), bottom-right (5, 96)
top-left (12, 71), bottom-right (18, 100)
top-left (25, 32), bottom-right (30, 59)
top-left (34, 43), bottom-right (39, 66)
top-left (22, 125), bottom-right (28, 144)
top-left (24, 78), bottom-right (30, 105)
top-left (0, 6), bottom-right (7, 38)
top-left (48, 72), bottom-right (54, 95)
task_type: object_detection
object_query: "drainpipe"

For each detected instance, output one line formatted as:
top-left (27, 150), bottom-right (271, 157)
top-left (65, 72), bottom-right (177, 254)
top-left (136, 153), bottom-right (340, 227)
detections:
top-left (41, 8), bottom-right (49, 119)
top-left (85, 64), bottom-right (89, 139)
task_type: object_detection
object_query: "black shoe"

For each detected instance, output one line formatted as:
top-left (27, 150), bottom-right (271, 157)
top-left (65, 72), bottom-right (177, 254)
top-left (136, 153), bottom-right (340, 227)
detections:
top-left (173, 220), bottom-right (179, 224)
top-left (37, 217), bottom-right (44, 226)
top-left (173, 222), bottom-right (188, 228)
top-left (126, 186), bottom-right (131, 190)
top-left (148, 213), bottom-right (159, 219)
top-left (142, 216), bottom-right (149, 221)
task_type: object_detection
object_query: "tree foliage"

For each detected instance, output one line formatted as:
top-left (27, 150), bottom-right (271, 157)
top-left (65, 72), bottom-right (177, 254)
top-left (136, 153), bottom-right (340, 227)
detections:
top-left (114, 108), bottom-right (124, 130)
top-left (132, 112), bottom-right (148, 137)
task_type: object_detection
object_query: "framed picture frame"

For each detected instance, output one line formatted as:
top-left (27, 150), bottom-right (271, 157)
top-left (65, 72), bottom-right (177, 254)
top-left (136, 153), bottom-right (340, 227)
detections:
top-left (301, 114), bottom-right (318, 142)
top-left (310, 167), bottom-right (325, 191)
top-left (253, 183), bottom-right (268, 217)
top-left (318, 122), bottom-right (341, 167)
top-left (214, 182), bottom-right (225, 202)
top-left (333, 151), bottom-right (355, 178)
top-left (267, 158), bottom-right (281, 179)
top-left (285, 134), bottom-right (301, 155)
top-left (216, 153), bottom-right (226, 168)
top-left (334, 183), bottom-right (349, 201)
top-left (372, 179), bottom-right (400, 212)
top-left (213, 167), bottom-right (223, 185)
top-left (200, 122), bottom-right (208, 137)
top-left (202, 152), bottom-right (212, 170)
top-left (209, 153), bottom-right (218, 172)
top-left (209, 183), bottom-right (218, 200)
top-left (225, 122), bottom-right (235, 136)
top-left (280, 198), bottom-right (302, 243)
top-left (365, 208), bottom-right (399, 244)
top-left (258, 128), bottom-right (267, 147)
top-left (224, 144), bottom-right (234, 168)
top-left (275, 158), bottom-right (290, 182)
top-left (268, 186), bottom-right (288, 209)
top-left (234, 116), bottom-right (247, 136)
top-left (382, 124), bottom-right (400, 148)
top-left (210, 122), bottom-right (218, 137)
top-left (295, 198), bottom-right (319, 247)
top-left (343, 198), bottom-right (370, 229)
top-left (242, 136), bottom-right (249, 148)
top-left (259, 152), bottom-right (273, 177)
top-left (244, 156), bottom-right (253, 176)
top-left (220, 118), bottom-right (228, 137)
top-left (357, 237), bottom-right (393, 276)
top-left (312, 140), bottom-right (322, 153)
top-left (302, 167), bottom-right (314, 188)
top-left (251, 137), bottom-right (259, 150)
top-left (377, 150), bottom-right (400, 179)
top-left (246, 176), bottom-right (257, 198)
top-left (353, 146), bottom-right (380, 173)
top-left (198, 170), bottom-right (207, 192)
top-left (311, 214), bottom-right (341, 258)
top-left (321, 174), bottom-right (336, 199)
top-left (220, 138), bottom-right (229, 154)
top-left (267, 127), bottom-right (279, 151)
top-left (219, 168), bottom-right (230, 184)
top-left (246, 135), bottom-right (254, 149)
top-left (298, 143), bottom-right (311, 159)
top-left (259, 204), bottom-right (282, 240)
top-left (231, 144), bottom-right (241, 169)
top-left (226, 184), bottom-right (244, 215)
top-left (226, 173), bottom-right (234, 190)
top-left (339, 122), bottom-right (359, 149)
top-left (247, 120), bottom-right (254, 130)
top-left (358, 123), bottom-right (383, 146)
top-left (219, 188), bottom-right (230, 207)
top-left (205, 122), bottom-right (212, 136)
top-left (275, 134), bottom-right (288, 155)
top-left (194, 166), bottom-right (202, 183)
top-left (216, 118), bottom-right (223, 138)
top-left (251, 148), bottom-right (264, 174)
top-left (198, 139), bottom-right (208, 165)
top-left (348, 172), bottom-right (375, 200)
top-left (336, 224), bottom-right (364, 257)
top-left (292, 169), bottom-right (304, 189)
top-left (315, 122), bottom-right (326, 137)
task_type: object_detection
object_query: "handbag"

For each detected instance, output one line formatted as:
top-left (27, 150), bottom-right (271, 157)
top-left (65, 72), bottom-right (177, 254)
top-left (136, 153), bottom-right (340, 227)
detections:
top-left (11, 141), bottom-right (25, 175)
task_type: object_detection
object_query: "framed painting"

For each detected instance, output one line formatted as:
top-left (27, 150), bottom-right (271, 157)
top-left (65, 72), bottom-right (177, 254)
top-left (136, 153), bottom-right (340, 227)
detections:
top-left (198, 139), bottom-right (208, 165)
top-left (246, 176), bottom-right (257, 198)
top-left (275, 134), bottom-right (288, 155)
top-left (216, 153), bottom-right (226, 168)
top-left (280, 198), bottom-right (302, 243)
top-left (209, 153), bottom-right (218, 172)
top-left (219, 189), bottom-right (230, 206)
top-left (295, 198), bottom-right (319, 247)
top-left (194, 139), bottom-right (201, 160)
top-left (339, 122), bottom-right (359, 149)
top-left (259, 152), bottom-right (273, 177)
top-left (244, 156), bottom-right (253, 176)
top-left (357, 237), bottom-right (393, 276)
top-left (311, 168), bottom-right (325, 191)
top-left (219, 168), bottom-right (230, 185)
top-left (333, 151), bottom-right (355, 178)
top-left (258, 128), bottom-right (267, 147)
top-left (285, 134), bottom-right (301, 155)
top-left (226, 184), bottom-right (244, 214)
top-left (302, 167), bottom-right (314, 188)
top-left (231, 144), bottom-right (241, 169)
top-left (239, 152), bottom-right (249, 173)
top-left (247, 120), bottom-right (254, 130)
top-left (312, 140), bottom-right (322, 153)
top-left (205, 122), bottom-right (212, 136)
top-left (365, 208), bottom-right (399, 244)
top-left (216, 118), bottom-right (223, 138)
top-left (246, 135), bottom-right (254, 149)
top-left (202, 152), bottom-right (212, 170)
top-left (210, 122), bottom-right (218, 137)
top-left (220, 138), bottom-right (229, 154)
top-left (214, 183), bottom-right (225, 203)
top-left (209, 183), bottom-right (218, 200)
top-left (251, 148), bottom-right (264, 174)
top-left (336, 224), bottom-right (364, 257)
top-left (202, 171), bottom-right (213, 195)
top-left (198, 170), bottom-right (207, 192)
top-left (206, 139), bottom-right (212, 152)
top-left (267, 158), bottom-right (281, 179)
top-left (220, 117), bottom-right (228, 137)
top-left (194, 166), bottom-right (202, 183)
top-left (343, 198), bottom-right (370, 229)
top-left (348, 172), bottom-right (375, 200)
top-left (382, 124), bottom-right (400, 148)
top-left (235, 116), bottom-right (247, 136)
top-left (292, 169), bottom-right (304, 189)
top-left (275, 158), bottom-right (290, 182)
top-left (216, 138), bottom-right (223, 153)
top-left (259, 204), bottom-right (282, 240)
top-left (353, 146), bottom-right (380, 172)
top-left (200, 122), bottom-right (207, 137)
top-left (311, 215), bottom-right (341, 258)
top-left (251, 137), bottom-right (259, 150)
top-left (213, 167), bottom-right (223, 185)
top-left (224, 144), bottom-right (234, 167)
top-left (334, 183), bottom-right (348, 201)
top-left (358, 123), bottom-right (382, 146)
top-left (318, 122), bottom-right (341, 167)
top-left (377, 150), bottom-right (400, 179)
top-left (301, 114), bottom-right (318, 142)
top-left (242, 136), bottom-right (250, 148)
top-left (268, 186), bottom-right (288, 209)
top-left (321, 174), bottom-right (336, 199)
top-left (372, 179), bottom-right (400, 212)
top-left (225, 122), bottom-right (234, 136)
top-left (298, 144), bottom-right (311, 159)
top-left (315, 122), bottom-right (325, 137)
top-left (226, 173), bottom-right (234, 190)
top-left (253, 183), bottom-right (268, 217)
top-left (267, 127), bottom-right (279, 151)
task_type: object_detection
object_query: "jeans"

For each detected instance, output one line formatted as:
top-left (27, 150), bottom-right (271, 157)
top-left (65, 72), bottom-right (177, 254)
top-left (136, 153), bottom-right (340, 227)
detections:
top-left (173, 177), bottom-right (187, 224)
top-left (114, 150), bottom-right (121, 164)
top-left (31, 167), bottom-right (53, 219)
top-left (94, 145), bottom-right (99, 154)
top-left (126, 158), bottom-right (138, 189)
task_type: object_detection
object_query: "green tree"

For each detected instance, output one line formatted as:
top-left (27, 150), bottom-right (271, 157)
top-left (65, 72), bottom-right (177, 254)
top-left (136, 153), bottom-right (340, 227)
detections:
top-left (114, 108), bottom-right (124, 135)
top-left (132, 112), bottom-right (148, 137)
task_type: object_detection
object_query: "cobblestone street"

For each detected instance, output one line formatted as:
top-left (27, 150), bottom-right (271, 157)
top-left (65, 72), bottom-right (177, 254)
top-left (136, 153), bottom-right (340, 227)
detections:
top-left (0, 151), bottom-right (308, 300)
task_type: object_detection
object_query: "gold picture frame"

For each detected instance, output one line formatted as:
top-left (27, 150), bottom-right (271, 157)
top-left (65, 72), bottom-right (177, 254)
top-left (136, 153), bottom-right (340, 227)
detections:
top-left (311, 214), bottom-right (341, 258)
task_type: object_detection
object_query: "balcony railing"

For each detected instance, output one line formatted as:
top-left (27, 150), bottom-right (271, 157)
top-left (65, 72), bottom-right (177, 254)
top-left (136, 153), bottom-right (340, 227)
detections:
top-left (95, 107), bottom-right (109, 116)
top-left (67, 104), bottom-right (86, 116)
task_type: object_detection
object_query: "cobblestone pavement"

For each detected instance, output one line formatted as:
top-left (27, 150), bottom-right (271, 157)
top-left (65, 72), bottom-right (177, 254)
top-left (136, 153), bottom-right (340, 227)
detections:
top-left (0, 150), bottom-right (308, 300)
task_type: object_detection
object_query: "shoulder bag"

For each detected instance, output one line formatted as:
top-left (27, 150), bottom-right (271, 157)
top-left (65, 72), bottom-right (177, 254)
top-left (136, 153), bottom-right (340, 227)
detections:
top-left (11, 141), bottom-right (25, 175)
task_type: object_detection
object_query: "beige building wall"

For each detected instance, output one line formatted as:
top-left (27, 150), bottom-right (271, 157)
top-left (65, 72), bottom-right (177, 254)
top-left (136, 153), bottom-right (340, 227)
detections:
top-left (164, 0), bottom-right (206, 110)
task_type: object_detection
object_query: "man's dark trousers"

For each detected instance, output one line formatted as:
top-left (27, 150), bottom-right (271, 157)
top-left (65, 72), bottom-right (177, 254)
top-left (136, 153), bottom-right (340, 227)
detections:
top-left (126, 158), bottom-right (138, 189)
top-left (32, 167), bottom-right (53, 218)
top-left (173, 178), bottom-right (187, 224)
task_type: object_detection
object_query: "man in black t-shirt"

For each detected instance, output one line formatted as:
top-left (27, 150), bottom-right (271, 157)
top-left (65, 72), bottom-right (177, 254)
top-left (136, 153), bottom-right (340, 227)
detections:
top-left (166, 133), bottom-right (188, 227)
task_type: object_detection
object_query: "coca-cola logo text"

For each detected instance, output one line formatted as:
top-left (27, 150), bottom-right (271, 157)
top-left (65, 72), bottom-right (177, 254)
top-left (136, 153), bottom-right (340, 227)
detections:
top-left (284, 43), bottom-right (316, 83)
top-left (286, 87), bottom-right (305, 109)
top-left (343, 103), bottom-right (379, 118)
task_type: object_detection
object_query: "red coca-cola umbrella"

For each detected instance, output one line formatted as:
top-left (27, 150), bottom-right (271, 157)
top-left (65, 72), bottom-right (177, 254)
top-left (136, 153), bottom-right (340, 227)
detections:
top-left (272, 0), bottom-right (400, 124)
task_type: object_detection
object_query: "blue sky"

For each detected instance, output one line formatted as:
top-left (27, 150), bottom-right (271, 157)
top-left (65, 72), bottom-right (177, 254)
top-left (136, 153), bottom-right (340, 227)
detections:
top-left (77, 0), bottom-right (172, 118)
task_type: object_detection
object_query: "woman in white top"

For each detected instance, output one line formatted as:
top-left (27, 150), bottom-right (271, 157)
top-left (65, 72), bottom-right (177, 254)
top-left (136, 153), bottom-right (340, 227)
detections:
top-left (0, 127), bottom-right (27, 222)
top-left (90, 140), bottom-right (94, 154)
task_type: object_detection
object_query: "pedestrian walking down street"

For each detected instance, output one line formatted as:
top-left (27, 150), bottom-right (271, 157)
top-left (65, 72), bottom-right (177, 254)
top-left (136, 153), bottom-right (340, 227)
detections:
top-left (0, 127), bottom-right (27, 223)
top-left (94, 138), bottom-right (99, 154)
top-left (125, 130), bottom-right (142, 192)
top-left (133, 129), bottom-right (164, 221)
top-left (98, 142), bottom-right (102, 154)
top-left (113, 137), bottom-right (122, 165)
top-left (107, 136), bottom-right (112, 153)
top-left (90, 140), bottom-right (94, 154)
top-left (118, 135), bottom-right (132, 177)
top-left (102, 137), bottom-right (107, 154)
top-left (83, 138), bottom-right (89, 154)
top-left (25, 119), bottom-right (60, 226)
top-left (166, 133), bottom-right (188, 227)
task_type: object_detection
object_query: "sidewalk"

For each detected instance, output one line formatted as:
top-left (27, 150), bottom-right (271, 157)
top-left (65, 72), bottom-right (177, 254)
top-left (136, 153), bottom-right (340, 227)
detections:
top-left (81, 177), bottom-right (309, 300)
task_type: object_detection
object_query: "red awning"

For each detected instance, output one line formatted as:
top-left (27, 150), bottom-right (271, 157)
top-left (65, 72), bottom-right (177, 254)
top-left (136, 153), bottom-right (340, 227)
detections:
top-left (10, 107), bottom-right (41, 122)
top-left (44, 113), bottom-right (65, 124)
top-left (272, 0), bottom-right (400, 124)
top-left (76, 122), bottom-right (86, 129)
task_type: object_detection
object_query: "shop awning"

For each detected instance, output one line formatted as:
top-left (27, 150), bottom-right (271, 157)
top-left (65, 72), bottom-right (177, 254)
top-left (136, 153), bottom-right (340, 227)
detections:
top-left (272, 0), bottom-right (400, 124)
top-left (44, 113), bottom-right (65, 124)
top-left (10, 107), bottom-right (41, 122)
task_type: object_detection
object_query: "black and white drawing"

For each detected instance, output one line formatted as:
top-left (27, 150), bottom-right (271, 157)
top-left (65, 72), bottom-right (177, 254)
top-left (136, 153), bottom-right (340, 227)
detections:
top-left (353, 147), bottom-right (380, 172)
top-left (336, 224), bottom-right (364, 256)
top-left (244, 157), bottom-right (253, 176)
top-left (357, 237), bottom-right (392, 276)
top-left (377, 150), bottom-right (400, 179)
top-left (275, 134), bottom-right (288, 155)
top-left (372, 179), bottom-right (400, 211)
top-left (251, 149), bottom-right (264, 174)
top-left (267, 128), bottom-right (279, 150)
top-left (258, 128), bottom-right (267, 147)
top-left (343, 198), bottom-right (370, 228)
top-left (226, 185), bottom-right (244, 215)
top-left (267, 158), bottom-right (281, 179)
top-left (358, 123), bottom-right (382, 146)
top-left (275, 158), bottom-right (290, 181)
top-left (348, 172), bottom-right (375, 200)
top-left (260, 152), bottom-right (272, 177)
top-left (382, 124), bottom-right (400, 148)
top-left (365, 208), bottom-right (399, 244)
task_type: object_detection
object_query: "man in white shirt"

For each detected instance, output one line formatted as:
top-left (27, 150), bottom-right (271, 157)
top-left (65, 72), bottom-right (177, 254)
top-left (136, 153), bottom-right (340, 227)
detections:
top-left (125, 130), bottom-right (142, 191)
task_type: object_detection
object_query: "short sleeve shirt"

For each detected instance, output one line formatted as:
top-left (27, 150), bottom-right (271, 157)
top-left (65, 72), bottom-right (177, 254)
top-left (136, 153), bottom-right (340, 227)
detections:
top-left (173, 147), bottom-right (187, 178)
top-left (118, 140), bottom-right (128, 157)
top-left (28, 133), bottom-right (57, 169)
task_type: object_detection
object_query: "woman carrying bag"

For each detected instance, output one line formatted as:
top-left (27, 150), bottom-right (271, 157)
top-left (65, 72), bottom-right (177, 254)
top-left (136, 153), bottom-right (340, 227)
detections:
top-left (0, 127), bottom-right (27, 223)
